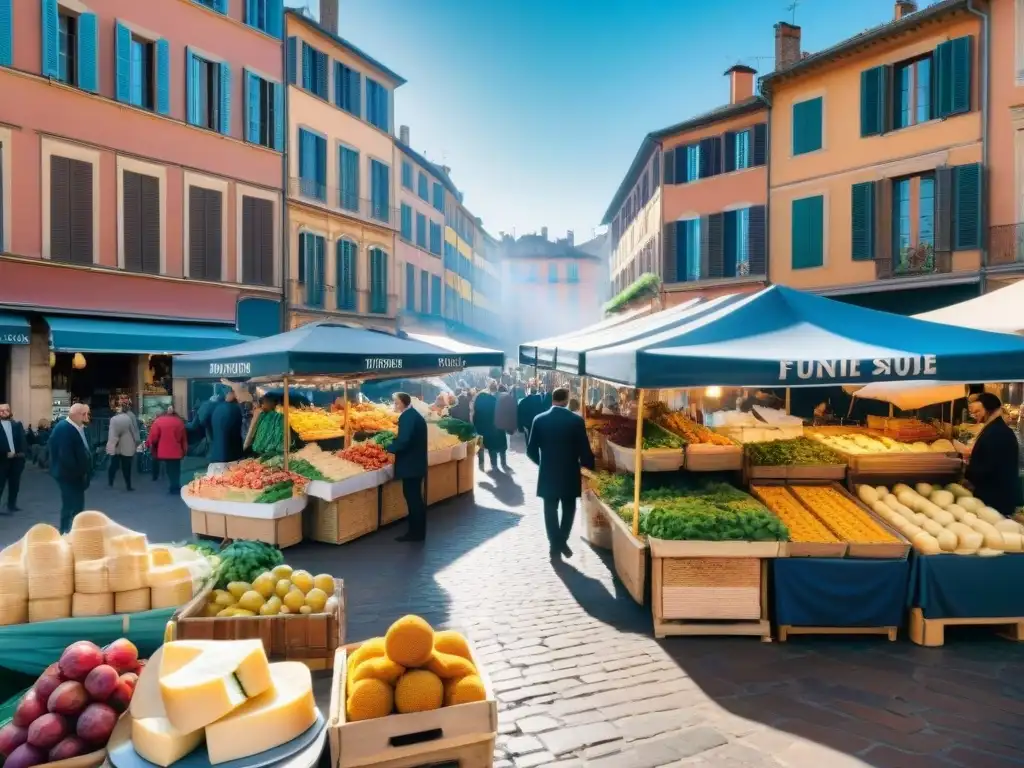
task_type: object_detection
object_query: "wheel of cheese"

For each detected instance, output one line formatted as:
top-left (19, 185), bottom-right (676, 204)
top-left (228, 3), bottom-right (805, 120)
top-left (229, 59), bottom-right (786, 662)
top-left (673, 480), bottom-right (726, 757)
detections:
top-left (29, 596), bottom-right (71, 623)
top-left (0, 561), bottom-right (28, 598)
top-left (114, 587), bottom-right (151, 614)
top-left (0, 597), bottom-right (27, 626)
top-left (151, 580), bottom-right (194, 610)
top-left (0, 539), bottom-right (24, 563)
top-left (74, 558), bottom-right (111, 594)
top-left (70, 511), bottom-right (111, 530)
top-left (107, 530), bottom-right (148, 555)
top-left (70, 526), bottom-right (107, 562)
top-left (25, 524), bottom-right (62, 544)
top-left (147, 564), bottom-right (192, 588)
top-left (108, 553), bottom-right (150, 592)
top-left (72, 592), bottom-right (114, 617)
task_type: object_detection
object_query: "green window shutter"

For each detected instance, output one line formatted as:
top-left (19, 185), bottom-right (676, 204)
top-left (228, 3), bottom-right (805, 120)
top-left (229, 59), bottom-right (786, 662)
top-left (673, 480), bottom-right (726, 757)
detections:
top-left (935, 36), bottom-right (972, 118)
top-left (851, 182), bottom-right (875, 260)
top-left (792, 97), bottom-right (823, 155)
top-left (953, 162), bottom-right (983, 250)
top-left (860, 67), bottom-right (885, 137)
top-left (792, 195), bottom-right (824, 269)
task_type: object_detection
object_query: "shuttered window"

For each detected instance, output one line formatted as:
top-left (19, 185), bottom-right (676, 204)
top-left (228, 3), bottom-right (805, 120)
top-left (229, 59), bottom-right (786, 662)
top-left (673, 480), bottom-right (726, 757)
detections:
top-left (675, 219), bottom-right (701, 281)
top-left (791, 195), bottom-right (824, 269)
top-left (792, 97), bottom-right (823, 155)
top-left (339, 146), bottom-right (358, 211)
top-left (245, 0), bottom-right (283, 38)
top-left (336, 239), bottom-right (357, 311)
top-left (366, 78), bottom-right (389, 132)
top-left (860, 66), bottom-right (887, 137)
top-left (334, 61), bottom-right (361, 117)
top-left (50, 156), bottom-right (93, 265)
top-left (186, 50), bottom-right (229, 134)
top-left (432, 182), bottom-right (444, 212)
top-left (721, 208), bottom-right (750, 277)
top-left (405, 263), bottom-right (416, 311)
top-left (370, 160), bottom-right (390, 223)
top-left (400, 204), bottom-right (413, 241)
top-left (417, 172), bottom-right (428, 201)
top-left (0, 0), bottom-right (12, 68)
top-left (953, 162), bottom-right (983, 251)
top-left (430, 275), bottom-right (441, 315)
top-left (298, 233), bottom-right (325, 307)
top-left (246, 71), bottom-right (283, 151)
top-left (752, 123), bottom-right (767, 166)
top-left (241, 196), bottom-right (274, 286)
top-left (299, 129), bottom-right (327, 202)
top-left (187, 186), bottom-right (223, 281)
top-left (934, 36), bottom-right (972, 119)
top-left (401, 161), bottom-right (412, 189)
top-left (850, 181), bottom-right (876, 261)
top-left (748, 205), bottom-right (767, 276)
top-left (301, 42), bottom-right (328, 99)
top-left (123, 171), bottom-right (160, 275)
top-left (415, 213), bottom-right (427, 248)
top-left (369, 247), bottom-right (388, 314)
top-left (429, 222), bottom-right (442, 255)
top-left (420, 271), bottom-right (429, 314)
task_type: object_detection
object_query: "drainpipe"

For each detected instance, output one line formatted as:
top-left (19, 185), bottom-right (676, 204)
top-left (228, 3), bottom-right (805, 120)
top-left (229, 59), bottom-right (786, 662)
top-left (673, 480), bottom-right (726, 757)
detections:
top-left (759, 89), bottom-right (772, 287)
top-left (280, 20), bottom-right (291, 331)
top-left (965, 0), bottom-right (989, 284)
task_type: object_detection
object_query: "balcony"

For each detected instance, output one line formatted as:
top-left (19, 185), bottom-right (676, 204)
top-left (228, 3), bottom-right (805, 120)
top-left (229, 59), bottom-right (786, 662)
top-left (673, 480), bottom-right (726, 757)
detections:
top-left (288, 279), bottom-right (398, 318)
top-left (989, 224), bottom-right (1024, 268)
top-left (288, 178), bottom-right (399, 230)
top-left (876, 244), bottom-right (951, 279)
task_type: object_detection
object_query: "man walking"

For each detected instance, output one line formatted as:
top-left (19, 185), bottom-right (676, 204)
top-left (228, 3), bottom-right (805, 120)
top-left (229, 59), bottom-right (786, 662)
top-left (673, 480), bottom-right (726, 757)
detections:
top-left (0, 404), bottom-right (27, 513)
top-left (527, 387), bottom-right (595, 559)
top-left (49, 403), bottom-right (93, 533)
top-left (146, 405), bottom-right (188, 494)
top-left (387, 392), bottom-right (428, 543)
top-left (106, 402), bottom-right (140, 491)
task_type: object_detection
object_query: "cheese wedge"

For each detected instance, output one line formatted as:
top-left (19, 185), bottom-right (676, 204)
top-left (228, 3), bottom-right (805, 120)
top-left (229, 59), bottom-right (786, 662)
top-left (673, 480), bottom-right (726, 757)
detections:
top-left (159, 639), bottom-right (273, 734)
top-left (132, 717), bottom-right (204, 767)
top-left (205, 662), bottom-right (317, 765)
top-left (132, 642), bottom-right (220, 720)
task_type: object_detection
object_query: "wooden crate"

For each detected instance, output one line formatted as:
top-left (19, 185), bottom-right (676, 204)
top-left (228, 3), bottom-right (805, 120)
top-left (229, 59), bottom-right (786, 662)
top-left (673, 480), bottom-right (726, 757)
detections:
top-left (380, 480), bottom-right (410, 526)
top-left (581, 490), bottom-right (611, 550)
top-left (788, 482), bottom-right (911, 559)
top-left (456, 449), bottom-right (476, 495)
top-left (170, 580), bottom-right (346, 663)
top-left (749, 483), bottom-right (848, 558)
top-left (426, 461), bottom-right (458, 506)
top-left (309, 489), bottom-right (379, 545)
top-left (602, 500), bottom-right (648, 605)
top-left (745, 458), bottom-right (847, 483)
top-left (190, 510), bottom-right (303, 548)
top-left (329, 641), bottom-right (497, 768)
top-left (909, 607), bottom-right (1024, 647)
top-left (685, 444), bottom-right (743, 472)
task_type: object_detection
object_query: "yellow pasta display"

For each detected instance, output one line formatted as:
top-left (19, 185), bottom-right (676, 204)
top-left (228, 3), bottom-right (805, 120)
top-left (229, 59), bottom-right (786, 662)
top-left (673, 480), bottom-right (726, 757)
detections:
top-left (752, 486), bottom-right (840, 543)
top-left (789, 486), bottom-right (899, 544)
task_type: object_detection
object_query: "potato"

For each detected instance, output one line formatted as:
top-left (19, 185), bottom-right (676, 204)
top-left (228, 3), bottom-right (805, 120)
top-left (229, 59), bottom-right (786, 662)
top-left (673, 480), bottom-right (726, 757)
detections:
top-left (946, 483), bottom-right (972, 499)
top-left (858, 485), bottom-right (880, 505)
top-left (930, 490), bottom-right (955, 508)
top-left (896, 490), bottom-right (921, 511)
top-left (982, 531), bottom-right (1006, 550)
top-left (956, 530), bottom-right (984, 550)
top-left (978, 507), bottom-right (1005, 525)
top-left (1001, 532), bottom-right (1023, 552)
top-left (994, 519), bottom-right (1021, 533)
top-left (915, 482), bottom-right (934, 498)
top-left (958, 497), bottom-right (983, 512)
top-left (911, 532), bottom-right (941, 555)
top-left (912, 513), bottom-right (929, 526)
top-left (936, 529), bottom-right (957, 552)
top-left (875, 486), bottom-right (889, 498)
top-left (893, 483), bottom-right (913, 496)
top-left (902, 524), bottom-right (922, 538)
top-left (921, 519), bottom-right (944, 537)
top-left (946, 504), bottom-right (967, 521)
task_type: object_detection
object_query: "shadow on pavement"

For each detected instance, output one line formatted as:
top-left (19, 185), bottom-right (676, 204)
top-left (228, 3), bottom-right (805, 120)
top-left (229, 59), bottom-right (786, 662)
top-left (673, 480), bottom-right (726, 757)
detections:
top-left (551, 549), bottom-right (650, 635)
top-left (478, 470), bottom-right (526, 509)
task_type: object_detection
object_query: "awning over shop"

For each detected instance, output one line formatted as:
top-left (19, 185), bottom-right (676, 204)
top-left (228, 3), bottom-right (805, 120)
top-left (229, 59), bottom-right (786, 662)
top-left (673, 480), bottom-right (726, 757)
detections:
top-left (518, 305), bottom-right (651, 372)
top-left (0, 312), bottom-right (30, 345)
top-left (405, 332), bottom-right (504, 367)
top-left (583, 285), bottom-right (1024, 389)
top-left (172, 320), bottom-right (505, 381)
top-left (46, 316), bottom-right (253, 355)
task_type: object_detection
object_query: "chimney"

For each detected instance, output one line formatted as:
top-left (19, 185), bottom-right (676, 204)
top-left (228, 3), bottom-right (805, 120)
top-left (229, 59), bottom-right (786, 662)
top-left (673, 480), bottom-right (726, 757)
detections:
top-left (774, 22), bottom-right (802, 71)
top-left (894, 0), bottom-right (917, 20)
top-left (399, 125), bottom-right (410, 144)
top-left (320, 0), bottom-right (339, 34)
top-left (724, 64), bottom-right (757, 104)
top-left (541, 227), bottom-right (548, 240)
top-left (441, 165), bottom-right (451, 176)
top-left (566, 230), bottom-right (574, 247)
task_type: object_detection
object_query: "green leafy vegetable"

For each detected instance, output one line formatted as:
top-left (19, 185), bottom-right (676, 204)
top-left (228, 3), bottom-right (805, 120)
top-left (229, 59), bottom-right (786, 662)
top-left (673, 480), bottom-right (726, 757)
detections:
top-left (215, 539), bottom-right (285, 588)
top-left (438, 417), bottom-right (476, 442)
top-left (744, 437), bottom-right (845, 466)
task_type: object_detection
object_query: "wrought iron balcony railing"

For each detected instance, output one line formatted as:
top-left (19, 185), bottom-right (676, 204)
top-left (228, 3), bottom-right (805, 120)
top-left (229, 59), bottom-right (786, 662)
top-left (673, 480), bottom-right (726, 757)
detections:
top-left (288, 178), bottom-right (399, 229)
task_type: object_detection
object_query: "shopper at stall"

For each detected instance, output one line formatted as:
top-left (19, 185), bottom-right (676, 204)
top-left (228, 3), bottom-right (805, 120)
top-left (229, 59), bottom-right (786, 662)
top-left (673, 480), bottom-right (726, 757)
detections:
top-left (388, 392), bottom-right (428, 543)
top-left (527, 387), bottom-right (595, 559)
top-left (964, 393), bottom-right (1023, 517)
top-left (49, 403), bottom-right (92, 533)
top-left (146, 405), bottom-right (188, 494)
top-left (0, 403), bottom-right (27, 513)
top-left (106, 403), bottom-right (140, 491)
top-left (495, 384), bottom-right (518, 450)
top-left (472, 381), bottom-right (507, 471)
top-left (449, 389), bottom-right (471, 423)
top-left (206, 390), bottom-right (244, 472)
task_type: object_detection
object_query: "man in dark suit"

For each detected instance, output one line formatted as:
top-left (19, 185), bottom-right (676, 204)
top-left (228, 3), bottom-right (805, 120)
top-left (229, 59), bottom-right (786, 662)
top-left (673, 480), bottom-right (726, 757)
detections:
top-left (517, 383), bottom-right (545, 442)
top-left (49, 403), bottom-right (93, 533)
top-left (0, 403), bottom-right (27, 513)
top-left (387, 392), bottom-right (428, 543)
top-left (527, 387), bottom-right (596, 559)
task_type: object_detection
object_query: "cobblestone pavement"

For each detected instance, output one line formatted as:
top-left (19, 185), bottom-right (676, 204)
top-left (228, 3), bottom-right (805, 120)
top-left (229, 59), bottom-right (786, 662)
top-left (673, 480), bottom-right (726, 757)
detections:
top-left (6, 445), bottom-right (1024, 767)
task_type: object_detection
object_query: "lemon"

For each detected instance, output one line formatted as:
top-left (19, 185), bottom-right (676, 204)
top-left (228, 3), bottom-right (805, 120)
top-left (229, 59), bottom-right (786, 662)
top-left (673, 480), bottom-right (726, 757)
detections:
top-left (213, 590), bottom-right (237, 607)
top-left (202, 602), bottom-right (221, 617)
top-left (251, 573), bottom-right (276, 599)
top-left (237, 590), bottom-right (266, 613)
top-left (304, 587), bottom-right (328, 613)
top-left (290, 570), bottom-right (314, 594)
top-left (259, 596), bottom-right (283, 616)
top-left (283, 588), bottom-right (306, 612)
top-left (279, 606), bottom-right (292, 615)
top-left (216, 607), bottom-right (238, 617)
top-left (231, 608), bottom-right (256, 617)
top-left (313, 574), bottom-right (335, 594)
top-left (270, 564), bottom-right (294, 581)
top-left (299, 605), bottom-right (312, 614)
top-left (226, 582), bottom-right (252, 599)
top-left (275, 579), bottom-right (293, 599)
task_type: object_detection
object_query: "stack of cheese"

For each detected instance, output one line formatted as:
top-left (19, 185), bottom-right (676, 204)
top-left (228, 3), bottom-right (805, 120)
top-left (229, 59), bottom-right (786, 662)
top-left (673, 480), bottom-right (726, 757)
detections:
top-left (129, 639), bottom-right (317, 766)
top-left (26, 524), bottom-right (74, 623)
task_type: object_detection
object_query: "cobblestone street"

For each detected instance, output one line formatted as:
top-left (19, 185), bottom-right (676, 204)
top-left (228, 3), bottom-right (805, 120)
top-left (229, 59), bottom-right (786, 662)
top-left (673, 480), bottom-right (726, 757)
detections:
top-left (5, 444), bottom-right (1024, 767)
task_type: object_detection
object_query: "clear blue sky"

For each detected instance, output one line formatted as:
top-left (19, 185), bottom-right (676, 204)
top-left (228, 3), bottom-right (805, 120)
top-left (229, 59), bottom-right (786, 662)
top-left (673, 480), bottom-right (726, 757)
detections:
top-left (294, 0), bottom-right (919, 241)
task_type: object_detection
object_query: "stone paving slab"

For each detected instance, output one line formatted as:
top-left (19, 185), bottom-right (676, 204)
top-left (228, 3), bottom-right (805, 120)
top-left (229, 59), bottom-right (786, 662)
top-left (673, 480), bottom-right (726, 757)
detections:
top-left (6, 442), bottom-right (1024, 767)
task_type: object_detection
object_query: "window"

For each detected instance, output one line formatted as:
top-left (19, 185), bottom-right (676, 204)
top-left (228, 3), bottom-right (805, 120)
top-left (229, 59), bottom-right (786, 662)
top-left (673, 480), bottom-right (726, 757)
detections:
top-left (369, 247), bottom-right (388, 313)
top-left (50, 156), bottom-right (93, 265)
top-left (685, 145), bottom-right (701, 183)
top-left (892, 175), bottom-right (936, 273)
top-left (370, 160), bottom-right (390, 223)
top-left (246, 0), bottom-right (282, 38)
top-left (567, 263), bottom-right (579, 283)
top-left (128, 36), bottom-right (155, 109)
top-left (58, 12), bottom-right (77, 85)
top-left (187, 186), bottom-right (223, 280)
top-left (548, 263), bottom-right (558, 283)
top-left (725, 207), bottom-right (750, 277)
top-left (429, 222), bottom-right (442, 255)
top-left (792, 97), bottom-right (823, 155)
top-left (241, 196), bottom-right (274, 286)
top-left (45, 4), bottom-right (98, 92)
top-left (676, 219), bottom-right (701, 281)
top-left (400, 204), bottom-right (413, 241)
top-left (336, 239), bottom-right (357, 311)
top-left (187, 52), bottom-right (227, 133)
top-left (193, 0), bottom-right (226, 10)
top-left (334, 61), bottom-right (360, 116)
top-left (401, 160), bottom-right (412, 190)
top-left (339, 146), bottom-right (358, 211)
top-left (245, 72), bottom-right (283, 151)
top-left (791, 195), bottom-right (824, 269)
top-left (420, 271), bottom-right (429, 314)
top-left (405, 263), bottom-right (416, 311)
top-left (301, 42), bottom-right (328, 99)
top-left (431, 274), bottom-right (442, 315)
top-left (298, 129), bottom-right (326, 201)
top-left (416, 213), bottom-right (426, 248)
top-left (417, 172), bottom-right (428, 201)
top-left (366, 78), bottom-right (389, 132)
top-left (297, 232), bottom-right (325, 307)
top-left (432, 182), bottom-right (444, 212)
top-left (123, 171), bottom-right (160, 275)
top-left (734, 130), bottom-right (750, 170)
top-left (895, 57), bottom-right (932, 129)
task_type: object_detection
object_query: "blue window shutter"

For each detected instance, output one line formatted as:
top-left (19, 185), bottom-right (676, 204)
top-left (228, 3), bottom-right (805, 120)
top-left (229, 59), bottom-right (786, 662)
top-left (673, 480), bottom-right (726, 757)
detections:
top-left (114, 22), bottom-right (131, 102)
top-left (214, 0), bottom-right (228, 13)
top-left (219, 63), bottom-right (231, 135)
top-left (273, 82), bottom-right (284, 151)
top-left (76, 13), bottom-right (98, 93)
top-left (266, 0), bottom-right (283, 38)
top-left (245, 71), bottom-right (258, 142)
top-left (41, 0), bottom-right (58, 78)
top-left (185, 48), bottom-right (195, 124)
top-left (301, 42), bottom-right (311, 90)
top-left (316, 136), bottom-right (327, 193)
top-left (850, 182), bottom-right (875, 260)
top-left (245, 0), bottom-right (255, 25)
top-left (286, 37), bottom-right (297, 84)
top-left (351, 70), bottom-right (361, 118)
top-left (792, 195), bottom-right (824, 269)
top-left (953, 162), bottom-right (983, 250)
top-left (155, 38), bottom-right (170, 114)
top-left (860, 66), bottom-right (885, 137)
top-left (0, 0), bottom-right (12, 68)
top-left (793, 97), bottom-right (823, 155)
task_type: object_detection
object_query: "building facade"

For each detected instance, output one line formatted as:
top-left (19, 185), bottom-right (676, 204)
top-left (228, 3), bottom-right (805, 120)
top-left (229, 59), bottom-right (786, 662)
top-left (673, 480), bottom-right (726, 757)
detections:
top-left (0, 0), bottom-right (284, 423)
top-left (285, 8), bottom-right (402, 330)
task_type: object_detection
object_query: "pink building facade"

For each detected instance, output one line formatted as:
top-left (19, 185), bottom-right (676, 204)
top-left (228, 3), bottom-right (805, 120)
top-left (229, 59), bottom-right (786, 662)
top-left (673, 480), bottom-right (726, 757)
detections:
top-left (0, 0), bottom-right (285, 423)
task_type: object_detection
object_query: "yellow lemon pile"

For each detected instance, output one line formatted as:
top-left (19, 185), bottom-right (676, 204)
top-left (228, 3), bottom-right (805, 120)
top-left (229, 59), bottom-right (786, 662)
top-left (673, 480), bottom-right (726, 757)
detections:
top-left (345, 616), bottom-right (487, 721)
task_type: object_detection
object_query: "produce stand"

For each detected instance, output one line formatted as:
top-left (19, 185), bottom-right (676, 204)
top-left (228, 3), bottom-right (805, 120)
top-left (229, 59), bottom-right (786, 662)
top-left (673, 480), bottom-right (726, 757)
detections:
top-left (182, 490), bottom-right (307, 547)
top-left (601, 495), bottom-right (648, 604)
top-left (580, 488), bottom-right (611, 550)
top-left (456, 440), bottom-right (478, 495)
top-left (426, 460), bottom-right (459, 506)
top-left (380, 480), bottom-right (412, 526)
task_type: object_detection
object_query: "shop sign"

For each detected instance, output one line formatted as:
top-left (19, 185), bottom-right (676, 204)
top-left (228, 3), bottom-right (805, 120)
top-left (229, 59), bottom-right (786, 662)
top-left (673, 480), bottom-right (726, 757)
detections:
top-left (778, 355), bottom-right (937, 383)
top-left (365, 357), bottom-right (403, 371)
top-left (209, 362), bottom-right (251, 376)
top-left (0, 332), bottom-right (29, 345)
top-left (438, 357), bottom-right (464, 368)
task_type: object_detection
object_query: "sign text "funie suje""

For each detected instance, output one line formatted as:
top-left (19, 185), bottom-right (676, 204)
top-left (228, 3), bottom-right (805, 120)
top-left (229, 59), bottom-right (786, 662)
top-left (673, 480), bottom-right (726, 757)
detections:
top-left (778, 355), bottom-right (937, 382)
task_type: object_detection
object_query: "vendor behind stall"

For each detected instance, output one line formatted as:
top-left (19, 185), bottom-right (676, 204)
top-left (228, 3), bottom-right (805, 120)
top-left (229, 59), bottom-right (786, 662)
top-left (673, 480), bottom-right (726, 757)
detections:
top-left (964, 393), bottom-right (1023, 518)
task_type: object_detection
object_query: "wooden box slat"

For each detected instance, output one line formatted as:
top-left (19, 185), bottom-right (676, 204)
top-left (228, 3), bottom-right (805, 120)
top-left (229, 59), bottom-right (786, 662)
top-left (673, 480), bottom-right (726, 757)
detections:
top-left (426, 461), bottom-right (458, 505)
top-left (310, 489), bottom-right (379, 545)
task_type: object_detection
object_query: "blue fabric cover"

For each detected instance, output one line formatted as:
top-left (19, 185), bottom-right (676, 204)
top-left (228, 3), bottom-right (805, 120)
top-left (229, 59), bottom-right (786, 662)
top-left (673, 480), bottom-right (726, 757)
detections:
top-left (908, 551), bottom-right (1024, 619)
top-left (46, 316), bottom-right (252, 354)
top-left (772, 557), bottom-right (910, 627)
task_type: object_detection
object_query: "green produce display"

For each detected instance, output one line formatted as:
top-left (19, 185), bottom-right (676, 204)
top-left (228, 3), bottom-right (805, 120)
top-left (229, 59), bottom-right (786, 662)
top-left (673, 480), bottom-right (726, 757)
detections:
top-left (261, 455), bottom-right (329, 481)
top-left (744, 437), bottom-right (845, 466)
top-left (215, 540), bottom-right (285, 588)
top-left (438, 417), bottom-right (476, 442)
top-left (600, 418), bottom-right (685, 450)
top-left (251, 410), bottom-right (296, 456)
top-left (186, 540), bottom-right (220, 558)
top-left (254, 481), bottom-right (296, 503)
top-left (372, 430), bottom-right (396, 449)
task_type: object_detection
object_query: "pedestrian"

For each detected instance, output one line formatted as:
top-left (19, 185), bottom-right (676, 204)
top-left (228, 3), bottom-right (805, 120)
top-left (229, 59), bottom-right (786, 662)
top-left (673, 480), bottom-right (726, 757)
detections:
top-left (472, 381), bottom-right (506, 471)
top-left (0, 403), bottom-right (27, 514)
top-left (449, 390), bottom-right (471, 423)
top-left (494, 385), bottom-right (517, 467)
top-left (526, 387), bottom-right (596, 560)
top-left (49, 403), bottom-right (93, 533)
top-left (106, 403), bottom-right (140, 491)
top-left (517, 383), bottom-right (545, 443)
top-left (191, 388), bottom-right (243, 473)
top-left (146, 405), bottom-right (188, 494)
top-left (386, 392), bottom-right (428, 543)
top-left (28, 419), bottom-right (51, 468)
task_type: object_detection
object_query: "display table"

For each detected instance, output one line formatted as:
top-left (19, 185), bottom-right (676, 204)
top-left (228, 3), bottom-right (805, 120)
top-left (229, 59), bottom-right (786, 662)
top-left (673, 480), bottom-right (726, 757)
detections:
top-left (772, 558), bottom-right (909, 641)
top-left (908, 552), bottom-right (1024, 646)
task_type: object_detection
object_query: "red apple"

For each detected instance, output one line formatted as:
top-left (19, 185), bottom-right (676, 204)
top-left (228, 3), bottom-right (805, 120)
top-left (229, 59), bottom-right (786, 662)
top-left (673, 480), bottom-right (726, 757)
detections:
top-left (4, 743), bottom-right (47, 768)
top-left (47, 681), bottom-right (88, 717)
top-left (106, 682), bottom-right (133, 714)
top-left (76, 703), bottom-right (117, 746)
top-left (33, 665), bottom-right (63, 703)
top-left (102, 639), bottom-right (138, 674)
top-left (26, 714), bottom-right (67, 750)
top-left (83, 665), bottom-right (119, 702)
top-left (49, 736), bottom-right (88, 762)
top-left (12, 691), bottom-right (46, 728)
top-left (0, 724), bottom-right (28, 757)
top-left (58, 642), bottom-right (103, 682)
